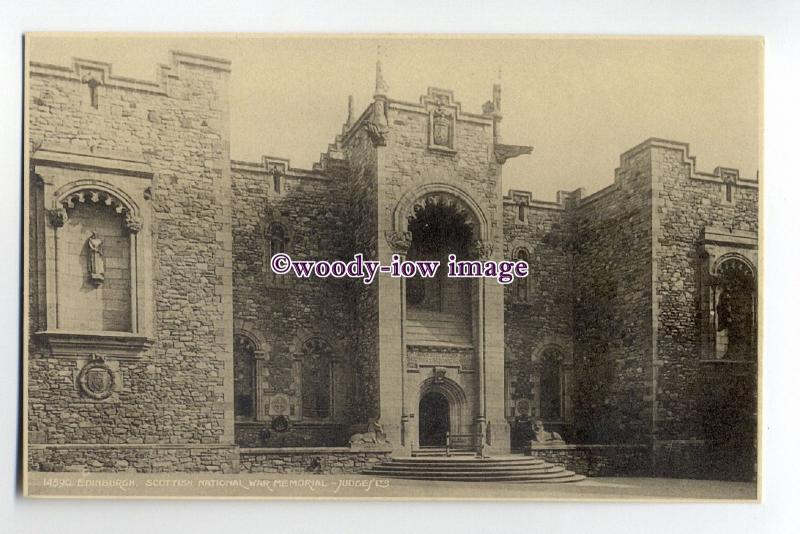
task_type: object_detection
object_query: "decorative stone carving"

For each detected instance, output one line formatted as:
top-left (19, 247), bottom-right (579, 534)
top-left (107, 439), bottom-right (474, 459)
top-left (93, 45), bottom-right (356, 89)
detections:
top-left (124, 212), bottom-right (143, 233)
top-left (349, 419), bottom-right (390, 446)
top-left (268, 393), bottom-right (291, 416)
top-left (77, 356), bottom-right (115, 400)
top-left (432, 104), bottom-right (453, 147)
top-left (385, 230), bottom-right (412, 254)
top-left (271, 415), bottom-right (291, 433)
top-left (529, 419), bottom-right (565, 445)
top-left (494, 144), bottom-right (533, 164)
top-left (433, 367), bottom-right (447, 385)
top-left (87, 232), bottom-right (105, 285)
top-left (363, 121), bottom-right (387, 147)
top-left (470, 240), bottom-right (494, 260)
top-left (406, 346), bottom-right (474, 371)
top-left (81, 72), bottom-right (103, 108)
top-left (47, 207), bottom-right (68, 228)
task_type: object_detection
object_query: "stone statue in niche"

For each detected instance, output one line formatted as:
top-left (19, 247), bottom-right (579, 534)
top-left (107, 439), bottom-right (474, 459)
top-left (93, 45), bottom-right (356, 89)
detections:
top-left (529, 419), bottom-right (565, 445)
top-left (87, 232), bottom-right (105, 286)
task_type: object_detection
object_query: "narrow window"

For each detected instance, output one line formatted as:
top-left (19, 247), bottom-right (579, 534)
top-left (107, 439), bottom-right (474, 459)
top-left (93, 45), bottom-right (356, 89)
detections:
top-left (725, 182), bottom-right (733, 203)
top-left (269, 223), bottom-right (286, 258)
top-left (517, 202), bottom-right (525, 222)
top-left (273, 173), bottom-right (281, 194)
top-left (301, 339), bottom-right (334, 419)
top-left (514, 249), bottom-right (529, 302)
top-left (234, 335), bottom-right (257, 420)
top-left (539, 348), bottom-right (563, 422)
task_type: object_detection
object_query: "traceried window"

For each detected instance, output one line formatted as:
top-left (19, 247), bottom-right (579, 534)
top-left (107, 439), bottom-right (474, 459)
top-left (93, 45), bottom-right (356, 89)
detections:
top-left (300, 338), bottom-right (334, 419)
top-left (539, 348), bottom-right (563, 422)
top-left (234, 335), bottom-right (257, 420)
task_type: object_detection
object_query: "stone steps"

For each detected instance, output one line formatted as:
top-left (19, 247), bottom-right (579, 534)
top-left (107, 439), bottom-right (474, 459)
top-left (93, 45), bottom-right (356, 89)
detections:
top-left (363, 456), bottom-right (586, 483)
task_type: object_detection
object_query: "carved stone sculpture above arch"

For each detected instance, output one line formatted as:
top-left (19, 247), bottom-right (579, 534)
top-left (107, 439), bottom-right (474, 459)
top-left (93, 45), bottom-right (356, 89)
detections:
top-left (392, 182), bottom-right (489, 243)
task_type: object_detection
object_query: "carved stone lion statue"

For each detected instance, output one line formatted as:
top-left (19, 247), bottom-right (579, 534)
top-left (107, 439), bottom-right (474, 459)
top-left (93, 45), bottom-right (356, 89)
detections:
top-left (530, 419), bottom-right (565, 445)
top-left (349, 419), bottom-right (390, 445)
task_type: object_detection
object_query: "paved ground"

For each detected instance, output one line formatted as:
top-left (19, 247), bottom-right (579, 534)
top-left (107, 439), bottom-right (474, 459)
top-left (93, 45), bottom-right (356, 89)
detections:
top-left (26, 472), bottom-right (757, 501)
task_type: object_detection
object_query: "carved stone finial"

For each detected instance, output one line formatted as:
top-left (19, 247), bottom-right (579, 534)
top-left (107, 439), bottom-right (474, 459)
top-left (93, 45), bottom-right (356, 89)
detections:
top-left (375, 59), bottom-right (389, 97)
top-left (470, 240), bottom-right (493, 260)
top-left (493, 82), bottom-right (502, 115)
top-left (47, 207), bottom-right (68, 228)
top-left (385, 230), bottom-right (413, 254)
top-left (346, 95), bottom-right (355, 127)
top-left (124, 213), bottom-right (143, 233)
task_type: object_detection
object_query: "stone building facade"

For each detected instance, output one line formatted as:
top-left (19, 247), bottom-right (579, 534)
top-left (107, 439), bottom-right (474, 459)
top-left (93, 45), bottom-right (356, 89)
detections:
top-left (26, 51), bottom-right (758, 479)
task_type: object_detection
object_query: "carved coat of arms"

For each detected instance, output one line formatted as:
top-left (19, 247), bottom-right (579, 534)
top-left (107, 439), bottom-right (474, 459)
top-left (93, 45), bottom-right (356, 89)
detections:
top-left (77, 360), bottom-right (115, 400)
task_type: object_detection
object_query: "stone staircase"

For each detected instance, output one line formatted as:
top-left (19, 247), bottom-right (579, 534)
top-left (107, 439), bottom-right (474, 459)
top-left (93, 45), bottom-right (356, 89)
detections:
top-left (362, 456), bottom-right (586, 483)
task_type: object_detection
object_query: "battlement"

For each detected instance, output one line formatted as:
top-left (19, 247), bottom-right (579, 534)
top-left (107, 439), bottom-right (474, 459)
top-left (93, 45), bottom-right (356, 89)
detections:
top-left (503, 188), bottom-right (584, 211)
top-left (231, 155), bottom-right (329, 181)
top-left (617, 138), bottom-right (759, 188)
top-left (29, 50), bottom-right (231, 96)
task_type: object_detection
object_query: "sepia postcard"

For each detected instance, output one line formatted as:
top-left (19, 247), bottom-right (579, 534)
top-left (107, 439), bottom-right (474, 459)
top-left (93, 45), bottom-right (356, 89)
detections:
top-left (22, 34), bottom-right (762, 500)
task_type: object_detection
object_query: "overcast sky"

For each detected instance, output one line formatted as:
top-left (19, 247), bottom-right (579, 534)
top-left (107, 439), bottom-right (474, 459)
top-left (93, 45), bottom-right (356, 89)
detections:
top-left (29, 35), bottom-right (761, 199)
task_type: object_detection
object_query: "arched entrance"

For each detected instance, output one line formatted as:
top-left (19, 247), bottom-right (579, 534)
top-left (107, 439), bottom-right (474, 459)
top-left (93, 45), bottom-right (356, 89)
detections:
top-left (419, 391), bottom-right (450, 446)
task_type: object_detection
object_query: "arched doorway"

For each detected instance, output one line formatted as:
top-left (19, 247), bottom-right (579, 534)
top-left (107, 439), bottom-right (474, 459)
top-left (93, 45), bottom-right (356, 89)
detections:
top-left (419, 391), bottom-right (450, 447)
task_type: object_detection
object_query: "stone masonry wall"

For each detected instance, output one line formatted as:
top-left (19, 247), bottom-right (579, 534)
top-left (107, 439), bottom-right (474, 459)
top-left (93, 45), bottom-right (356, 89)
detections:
top-left (342, 122), bottom-right (381, 423)
top-left (239, 447), bottom-right (390, 474)
top-left (651, 143), bottom-right (758, 441)
top-left (525, 444), bottom-right (650, 477)
top-left (29, 445), bottom-right (236, 474)
top-left (571, 150), bottom-right (654, 444)
top-left (503, 201), bottom-right (574, 431)
top-left (27, 53), bottom-right (235, 470)
top-left (231, 159), bottom-right (355, 443)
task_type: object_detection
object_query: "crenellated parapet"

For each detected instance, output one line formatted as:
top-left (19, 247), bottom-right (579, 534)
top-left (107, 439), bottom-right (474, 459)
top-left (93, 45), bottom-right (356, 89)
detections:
top-left (502, 188), bottom-right (584, 212)
top-left (30, 50), bottom-right (231, 97)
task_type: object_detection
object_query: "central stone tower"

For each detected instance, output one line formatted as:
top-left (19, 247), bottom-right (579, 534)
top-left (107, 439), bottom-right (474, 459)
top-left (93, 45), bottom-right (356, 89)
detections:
top-left (343, 62), bottom-right (532, 455)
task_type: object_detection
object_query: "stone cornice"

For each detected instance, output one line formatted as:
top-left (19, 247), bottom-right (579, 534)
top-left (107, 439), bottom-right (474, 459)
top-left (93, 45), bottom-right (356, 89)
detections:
top-left (32, 145), bottom-right (153, 178)
top-left (35, 330), bottom-right (154, 360)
